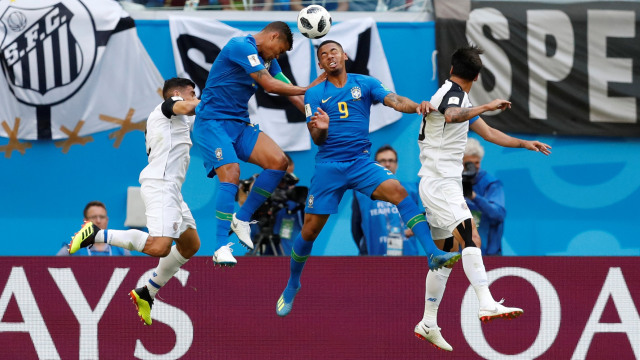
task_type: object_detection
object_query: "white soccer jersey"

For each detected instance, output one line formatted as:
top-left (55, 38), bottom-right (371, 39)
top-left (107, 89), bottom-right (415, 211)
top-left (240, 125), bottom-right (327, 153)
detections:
top-left (418, 80), bottom-right (477, 179)
top-left (139, 104), bottom-right (193, 186)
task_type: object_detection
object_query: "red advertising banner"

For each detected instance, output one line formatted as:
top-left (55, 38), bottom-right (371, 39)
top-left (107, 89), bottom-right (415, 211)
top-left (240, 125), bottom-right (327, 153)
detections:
top-left (0, 257), bottom-right (638, 359)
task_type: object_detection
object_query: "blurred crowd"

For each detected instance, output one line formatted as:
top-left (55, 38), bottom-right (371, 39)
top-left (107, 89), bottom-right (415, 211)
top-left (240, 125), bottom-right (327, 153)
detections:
top-left (119, 0), bottom-right (430, 12)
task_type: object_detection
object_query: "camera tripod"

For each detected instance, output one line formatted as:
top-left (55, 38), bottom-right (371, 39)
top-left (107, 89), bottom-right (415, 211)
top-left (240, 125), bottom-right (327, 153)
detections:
top-left (250, 225), bottom-right (285, 256)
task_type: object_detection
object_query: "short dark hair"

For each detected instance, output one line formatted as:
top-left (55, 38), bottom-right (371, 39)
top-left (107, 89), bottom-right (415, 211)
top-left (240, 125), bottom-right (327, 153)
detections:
top-left (264, 21), bottom-right (293, 51)
top-left (84, 201), bottom-right (106, 219)
top-left (375, 145), bottom-right (398, 162)
top-left (316, 40), bottom-right (343, 58)
top-left (162, 77), bottom-right (195, 99)
top-left (451, 45), bottom-right (484, 81)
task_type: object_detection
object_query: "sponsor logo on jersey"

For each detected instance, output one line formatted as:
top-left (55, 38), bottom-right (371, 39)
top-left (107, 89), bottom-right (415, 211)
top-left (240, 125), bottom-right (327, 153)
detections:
top-left (350, 86), bottom-right (361, 100)
top-left (215, 147), bottom-right (223, 160)
top-left (247, 54), bottom-right (260, 67)
top-left (321, 96), bottom-right (331, 103)
top-left (308, 195), bottom-right (314, 208)
top-left (305, 104), bottom-right (312, 117)
top-left (448, 97), bottom-right (460, 105)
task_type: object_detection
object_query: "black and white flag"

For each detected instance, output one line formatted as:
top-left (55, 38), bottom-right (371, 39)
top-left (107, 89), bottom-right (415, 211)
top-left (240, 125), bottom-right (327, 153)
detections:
top-left (169, 17), bottom-right (312, 151)
top-left (0, 0), bottom-right (163, 140)
top-left (434, 0), bottom-right (640, 137)
top-left (170, 17), bottom-right (400, 151)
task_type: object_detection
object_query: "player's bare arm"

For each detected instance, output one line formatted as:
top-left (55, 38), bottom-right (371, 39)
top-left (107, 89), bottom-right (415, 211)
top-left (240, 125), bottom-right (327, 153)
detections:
top-left (173, 99), bottom-right (200, 116)
top-left (444, 99), bottom-right (511, 123)
top-left (307, 107), bottom-right (329, 145)
top-left (470, 118), bottom-right (552, 155)
top-left (383, 93), bottom-right (420, 114)
top-left (288, 73), bottom-right (328, 114)
top-left (251, 69), bottom-right (306, 96)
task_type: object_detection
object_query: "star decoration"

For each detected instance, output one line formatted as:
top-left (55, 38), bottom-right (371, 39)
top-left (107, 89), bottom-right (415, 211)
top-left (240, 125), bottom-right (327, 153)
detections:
top-left (99, 108), bottom-right (146, 148)
top-left (54, 120), bottom-right (94, 153)
top-left (0, 118), bottom-right (32, 158)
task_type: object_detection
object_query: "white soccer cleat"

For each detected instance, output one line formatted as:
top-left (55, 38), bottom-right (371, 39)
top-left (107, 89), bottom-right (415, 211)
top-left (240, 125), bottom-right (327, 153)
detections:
top-left (213, 243), bottom-right (237, 267)
top-left (414, 321), bottom-right (453, 351)
top-left (479, 299), bottom-right (523, 323)
top-left (230, 213), bottom-right (255, 250)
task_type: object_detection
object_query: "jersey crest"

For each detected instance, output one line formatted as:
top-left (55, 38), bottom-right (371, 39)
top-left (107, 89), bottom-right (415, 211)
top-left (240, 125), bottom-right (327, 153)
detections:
top-left (350, 86), bottom-right (361, 100)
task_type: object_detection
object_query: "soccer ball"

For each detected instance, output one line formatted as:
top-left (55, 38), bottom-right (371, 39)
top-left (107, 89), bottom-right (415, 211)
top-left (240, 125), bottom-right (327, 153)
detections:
top-left (297, 5), bottom-right (332, 39)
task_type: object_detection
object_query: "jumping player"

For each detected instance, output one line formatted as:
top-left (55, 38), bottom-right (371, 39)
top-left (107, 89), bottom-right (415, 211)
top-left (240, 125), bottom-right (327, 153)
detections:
top-left (275, 40), bottom-right (461, 317)
top-left (69, 78), bottom-right (202, 326)
top-left (192, 21), bottom-right (325, 267)
top-left (414, 45), bottom-right (551, 351)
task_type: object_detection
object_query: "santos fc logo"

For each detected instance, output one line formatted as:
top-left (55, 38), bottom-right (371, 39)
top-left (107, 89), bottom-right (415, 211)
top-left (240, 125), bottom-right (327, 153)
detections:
top-left (0, 0), bottom-right (96, 106)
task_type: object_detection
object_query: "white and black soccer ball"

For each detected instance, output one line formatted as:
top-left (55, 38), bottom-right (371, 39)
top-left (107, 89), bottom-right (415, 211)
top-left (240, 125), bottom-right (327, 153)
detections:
top-left (297, 5), bottom-right (332, 39)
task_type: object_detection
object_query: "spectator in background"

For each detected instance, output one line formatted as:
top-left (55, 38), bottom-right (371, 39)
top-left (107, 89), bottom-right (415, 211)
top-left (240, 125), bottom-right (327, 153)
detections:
top-left (463, 137), bottom-right (505, 256)
top-left (291, 0), bottom-right (349, 12)
top-left (349, 0), bottom-right (405, 11)
top-left (57, 201), bottom-right (131, 256)
top-left (351, 145), bottom-right (428, 255)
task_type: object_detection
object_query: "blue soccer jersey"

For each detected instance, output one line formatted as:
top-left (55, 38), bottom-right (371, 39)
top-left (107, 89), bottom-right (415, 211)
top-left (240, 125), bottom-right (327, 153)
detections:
top-left (304, 74), bottom-right (391, 162)
top-left (197, 35), bottom-right (282, 123)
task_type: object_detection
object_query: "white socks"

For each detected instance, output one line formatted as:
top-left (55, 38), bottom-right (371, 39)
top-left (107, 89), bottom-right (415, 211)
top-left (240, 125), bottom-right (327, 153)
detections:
top-left (461, 247), bottom-right (496, 309)
top-left (423, 267), bottom-right (452, 328)
top-left (96, 229), bottom-right (148, 252)
top-left (148, 245), bottom-right (189, 298)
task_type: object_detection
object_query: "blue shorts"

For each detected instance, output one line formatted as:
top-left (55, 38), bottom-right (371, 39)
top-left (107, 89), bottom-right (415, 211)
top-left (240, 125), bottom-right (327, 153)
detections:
top-left (192, 118), bottom-right (261, 178)
top-left (305, 157), bottom-right (397, 214)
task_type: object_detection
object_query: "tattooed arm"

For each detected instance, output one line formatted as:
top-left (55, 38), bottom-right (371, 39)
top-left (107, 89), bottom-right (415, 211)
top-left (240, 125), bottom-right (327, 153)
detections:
top-left (444, 99), bottom-right (511, 123)
top-left (250, 69), bottom-right (307, 96)
top-left (383, 94), bottom-right (436, 115)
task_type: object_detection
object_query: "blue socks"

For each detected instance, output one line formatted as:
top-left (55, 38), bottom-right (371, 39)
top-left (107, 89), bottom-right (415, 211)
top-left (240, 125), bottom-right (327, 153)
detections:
top-left (215, 182), bottom-right (238, 248)
top-left (397, 196), bottom-right (438, 255)
top-left (236, 169), bottom-right (285, 222)
top-left (284, 233), bottom-right (314, 301)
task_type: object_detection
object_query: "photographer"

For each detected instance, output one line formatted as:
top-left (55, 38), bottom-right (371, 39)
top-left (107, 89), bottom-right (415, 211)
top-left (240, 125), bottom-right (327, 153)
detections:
top-left (463, 138), bottom-right (506, 255)
top-left (237, 154), bottom-right (306, 256)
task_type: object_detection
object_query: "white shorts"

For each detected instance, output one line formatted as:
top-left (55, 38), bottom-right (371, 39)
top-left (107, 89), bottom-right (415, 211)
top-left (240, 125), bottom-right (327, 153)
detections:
top-left (419, 176), bottom-right (471, 240)
top-left (141, 179), bottom-right (196, 238)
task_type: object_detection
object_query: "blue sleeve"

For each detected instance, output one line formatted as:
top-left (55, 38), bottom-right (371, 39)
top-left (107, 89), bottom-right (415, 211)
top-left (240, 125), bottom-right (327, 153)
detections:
top-left (229, 40), bottom-right (265, 75)
top-left (268, 59), bottom-right (282, 76)
top-left (470, 116), bottom-right (480, 125)
top-left (471, 180), bottom-right (506, 223)
top-left (367, 76), bottom-right (392, 104)
top-left (304, 88), bottom-right (321, 122)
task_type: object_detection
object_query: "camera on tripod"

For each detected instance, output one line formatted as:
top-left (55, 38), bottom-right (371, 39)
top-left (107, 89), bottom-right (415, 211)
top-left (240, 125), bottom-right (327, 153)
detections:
top-left (239, 172), bottom-right (308, 255)
top-left (462, 161), bottom-right (477, 198)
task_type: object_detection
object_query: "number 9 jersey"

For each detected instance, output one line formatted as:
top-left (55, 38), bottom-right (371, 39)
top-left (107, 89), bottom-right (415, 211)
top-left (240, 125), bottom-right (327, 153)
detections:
top-left (304, 73), bottom-right (391, 162)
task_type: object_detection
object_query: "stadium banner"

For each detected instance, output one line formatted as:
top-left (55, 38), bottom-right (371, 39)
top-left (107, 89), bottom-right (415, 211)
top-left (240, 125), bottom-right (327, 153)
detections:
top-left (0, 257), bottom-right (637, 359)
top-left (0, 0), bottom-right (163, 141)
top-left (434, 0), bottom-right (640, 137)
top-left (169, 17), bottom-right (399, 151)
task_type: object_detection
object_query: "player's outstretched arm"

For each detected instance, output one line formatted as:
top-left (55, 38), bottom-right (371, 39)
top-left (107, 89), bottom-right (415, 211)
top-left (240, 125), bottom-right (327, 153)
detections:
top-left (251, 69), bottom-right (307, 96)
top-left (307, 107), bottom-right (329, 145)
top-left (470, 118), bottom-right (552, 155)
top-left (383, 94), bottom-right (436, 115)
top-left (276, 71), bottom-right (327, 114)
top-left (173, 99), bottom-right (200, 116)
top-left (445, 99), bottom-right (511, 123)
